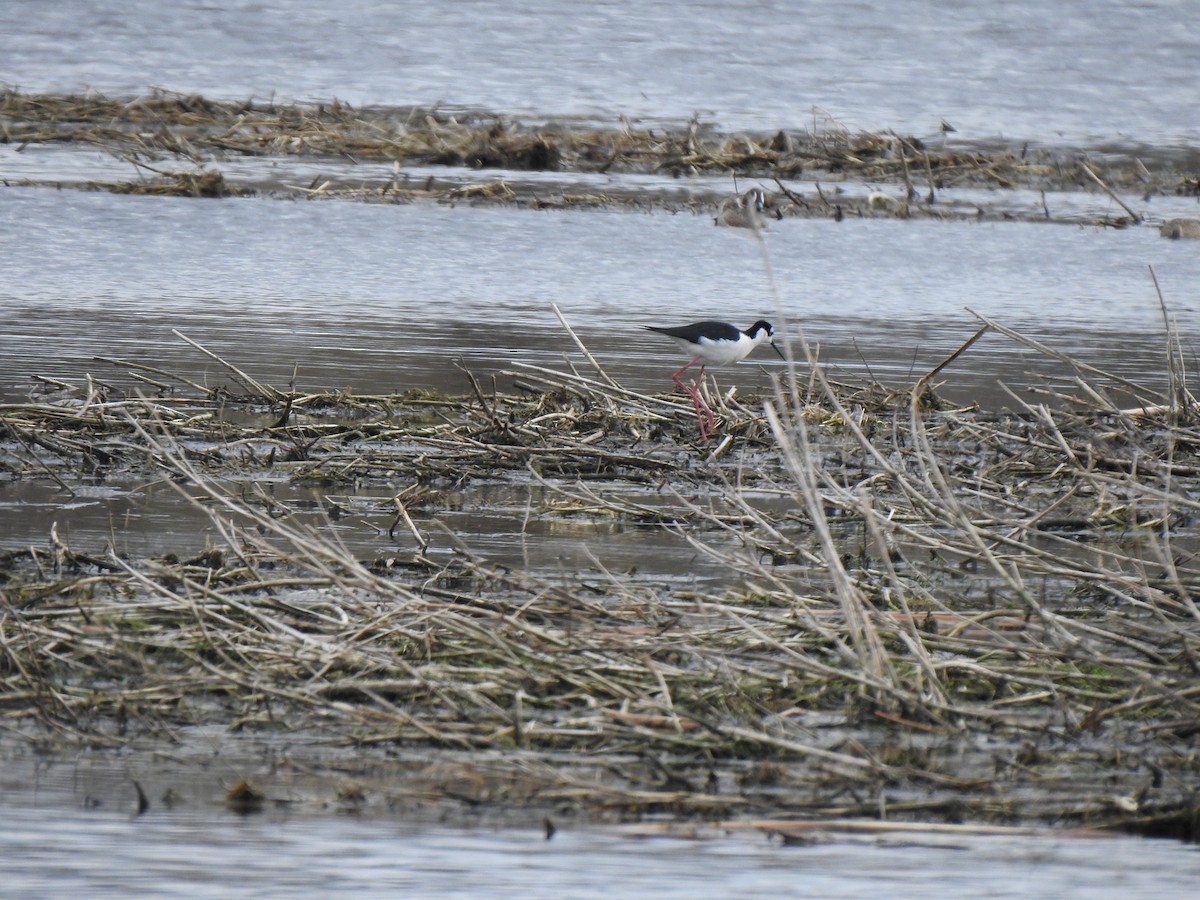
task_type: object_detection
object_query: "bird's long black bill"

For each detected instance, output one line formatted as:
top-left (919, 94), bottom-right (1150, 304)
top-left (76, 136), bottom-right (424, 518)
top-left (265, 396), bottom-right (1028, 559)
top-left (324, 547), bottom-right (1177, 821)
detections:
top-left (770, 342), bottom-right (785, 359)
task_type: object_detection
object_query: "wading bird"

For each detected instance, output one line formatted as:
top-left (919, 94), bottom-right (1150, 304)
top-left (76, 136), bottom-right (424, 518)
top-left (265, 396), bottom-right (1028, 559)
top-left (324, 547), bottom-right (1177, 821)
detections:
top-left (1161, 218), bottom-right (1200, 240)
top-left (715, 188), bottom-right (768, 229)
top-left (644, 319), bottom-right (783, 440)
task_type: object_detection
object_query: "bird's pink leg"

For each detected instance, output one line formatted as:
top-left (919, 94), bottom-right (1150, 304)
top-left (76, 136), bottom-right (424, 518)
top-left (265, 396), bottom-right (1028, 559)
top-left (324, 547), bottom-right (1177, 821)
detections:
top-left (670, 358), bottom-right (714, 440)
top-left (670, 358), bottom-right (700, 400)
top-left (691, 369), bottom-right (717, 437)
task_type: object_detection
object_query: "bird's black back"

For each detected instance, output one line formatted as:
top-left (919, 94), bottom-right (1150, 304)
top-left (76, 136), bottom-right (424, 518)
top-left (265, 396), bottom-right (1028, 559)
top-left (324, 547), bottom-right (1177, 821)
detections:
top-left (644, 321), bottom-right (746, 344)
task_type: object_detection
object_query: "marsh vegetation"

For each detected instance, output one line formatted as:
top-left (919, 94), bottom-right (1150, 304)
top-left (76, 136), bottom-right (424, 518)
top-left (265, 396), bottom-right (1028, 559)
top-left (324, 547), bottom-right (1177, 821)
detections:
top-left (3, 319), bottom-right (1199, 839)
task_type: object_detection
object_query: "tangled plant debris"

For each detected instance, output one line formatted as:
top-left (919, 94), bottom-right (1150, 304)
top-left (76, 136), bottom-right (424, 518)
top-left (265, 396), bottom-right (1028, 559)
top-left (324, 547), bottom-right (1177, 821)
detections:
top-left (2, 322), bottom-right (1200, 839)
top-left (3, 88), bottom-right (1195, 224)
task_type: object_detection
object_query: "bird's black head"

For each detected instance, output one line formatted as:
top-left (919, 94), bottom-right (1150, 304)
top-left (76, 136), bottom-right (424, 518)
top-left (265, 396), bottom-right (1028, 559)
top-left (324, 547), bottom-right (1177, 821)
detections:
top-left (745, 319), bottom-right (774, 339)
top-left (747, 319), bottom-right (785, 359)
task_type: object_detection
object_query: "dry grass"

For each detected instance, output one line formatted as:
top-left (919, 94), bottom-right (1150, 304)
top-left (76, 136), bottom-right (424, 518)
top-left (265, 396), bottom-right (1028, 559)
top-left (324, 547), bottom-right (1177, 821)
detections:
top-left (3, 323), bottom-right (1200, 836)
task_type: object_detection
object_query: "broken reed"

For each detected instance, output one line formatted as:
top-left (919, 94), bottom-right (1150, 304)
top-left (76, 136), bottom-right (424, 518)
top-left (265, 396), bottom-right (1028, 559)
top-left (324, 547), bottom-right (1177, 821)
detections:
top-left (2, 326), bottom-right (1200, 827)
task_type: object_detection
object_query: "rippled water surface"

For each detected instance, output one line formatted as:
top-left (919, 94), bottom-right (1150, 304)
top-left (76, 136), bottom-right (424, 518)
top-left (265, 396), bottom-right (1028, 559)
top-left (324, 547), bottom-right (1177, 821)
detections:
top-left (2, 793), bottom-right (1198, 899)
top-left (4, 734), bottom-right (1199, 897)
top-left (4, 188), bottom-right (1198, 403)
top-left (5, 0), bottom-right (1200, 147)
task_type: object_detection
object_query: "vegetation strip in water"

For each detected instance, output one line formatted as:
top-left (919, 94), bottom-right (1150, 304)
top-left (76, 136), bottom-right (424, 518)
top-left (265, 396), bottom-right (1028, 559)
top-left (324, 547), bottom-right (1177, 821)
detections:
top-left (3, 88), bottom-right (1196, 224)
top-left (2, 323), bottom-right (1200, 838)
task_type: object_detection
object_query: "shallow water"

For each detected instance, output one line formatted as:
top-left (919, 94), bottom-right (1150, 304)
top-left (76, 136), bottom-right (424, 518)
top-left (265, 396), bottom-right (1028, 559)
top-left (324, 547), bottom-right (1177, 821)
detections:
top-left (4, 0), bottom-right (1200, 148)
top-left (3, 187), bottom-right (1198, 406)
top-left (2, 797), bottom-right (1197, 899)
top-left (6, 726), bottom-right (1200, 896)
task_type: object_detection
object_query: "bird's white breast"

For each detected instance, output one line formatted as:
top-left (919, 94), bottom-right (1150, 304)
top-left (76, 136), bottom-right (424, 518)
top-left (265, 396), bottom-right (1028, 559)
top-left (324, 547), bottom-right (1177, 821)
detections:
top-left (693, 332), bottom-right (758, 366)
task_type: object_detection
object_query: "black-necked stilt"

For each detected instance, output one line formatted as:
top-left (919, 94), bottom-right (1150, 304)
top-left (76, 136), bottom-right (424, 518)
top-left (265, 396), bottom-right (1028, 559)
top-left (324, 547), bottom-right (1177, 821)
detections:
top-left (645, 319), bottom-right (784, 440)
top-left (715, 188), bottom-right (767, 229)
